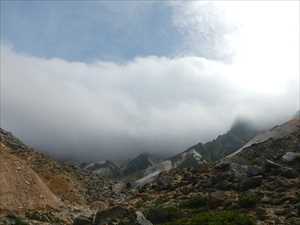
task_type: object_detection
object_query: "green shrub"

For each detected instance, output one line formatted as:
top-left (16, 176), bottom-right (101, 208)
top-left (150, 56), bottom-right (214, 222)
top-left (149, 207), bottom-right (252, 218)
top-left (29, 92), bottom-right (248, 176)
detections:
top-left (163, 211), bottom-right (254, 225)
top-left (6, 215), bottom-right (28, 225)
top-left (238, 193), bottom-right (259, 208)
top-left (14, 217), bottom-right (28, 225)
top-left (180, 196), bottom-right (208, 209)
top-left (145, 206), bottom-right (183, 224)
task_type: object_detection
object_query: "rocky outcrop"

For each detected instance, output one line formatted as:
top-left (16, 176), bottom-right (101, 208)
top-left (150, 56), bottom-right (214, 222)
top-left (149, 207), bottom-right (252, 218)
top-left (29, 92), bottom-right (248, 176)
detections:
top-left (187, 119), bottom-right (258, 161)
top-left (91, 206), bottom-right (152, 225)
top-left (134, 149), bottom-right (207, 188)
top-left (83, 160), bottom-right (121, 178)
top-left (122, 153), bottom-right (159, 176)
top-left (282, 152), bottom-right (300, 162)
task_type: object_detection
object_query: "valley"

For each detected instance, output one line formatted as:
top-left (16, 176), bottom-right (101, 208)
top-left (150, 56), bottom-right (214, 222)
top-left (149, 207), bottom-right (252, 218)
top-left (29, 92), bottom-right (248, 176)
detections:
top-left (0, 117), bottom-right (299, 225)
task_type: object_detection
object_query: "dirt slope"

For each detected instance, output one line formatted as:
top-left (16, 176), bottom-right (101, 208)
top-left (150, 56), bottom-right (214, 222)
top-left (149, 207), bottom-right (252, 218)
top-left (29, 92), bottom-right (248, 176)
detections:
top-left (0, 143), bottom-right (62, 215)
top-left (0, 128), bottom-right (87, 205)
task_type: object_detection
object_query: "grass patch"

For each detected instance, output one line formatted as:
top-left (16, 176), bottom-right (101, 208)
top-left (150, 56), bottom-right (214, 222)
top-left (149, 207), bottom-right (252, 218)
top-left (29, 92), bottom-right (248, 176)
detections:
top-left (162, 211), bottom-right (255, 225)
top-left (145, 206), bottom-right (183, 224)
top-left (180, 196), bottom-right (208, 209)
top-left (238, 193), bottom-right (259, 209)
top-left (7, 215), bottom-right (28, 225)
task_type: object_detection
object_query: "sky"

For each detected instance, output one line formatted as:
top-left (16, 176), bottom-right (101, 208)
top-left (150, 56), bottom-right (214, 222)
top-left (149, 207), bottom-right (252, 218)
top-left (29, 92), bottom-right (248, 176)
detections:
top-left (1, 1), bottom-right (299, 161)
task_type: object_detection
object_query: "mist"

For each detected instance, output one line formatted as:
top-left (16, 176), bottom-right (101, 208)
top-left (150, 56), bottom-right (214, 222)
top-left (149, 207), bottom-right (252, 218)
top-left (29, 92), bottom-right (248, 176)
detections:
top-left (1, 1), bottom-right (299, 161)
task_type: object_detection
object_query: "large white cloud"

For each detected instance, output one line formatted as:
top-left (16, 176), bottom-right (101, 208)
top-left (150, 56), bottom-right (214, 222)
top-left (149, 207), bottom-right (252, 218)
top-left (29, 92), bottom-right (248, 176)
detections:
top-left (0, 1), bottom-right (299, 161)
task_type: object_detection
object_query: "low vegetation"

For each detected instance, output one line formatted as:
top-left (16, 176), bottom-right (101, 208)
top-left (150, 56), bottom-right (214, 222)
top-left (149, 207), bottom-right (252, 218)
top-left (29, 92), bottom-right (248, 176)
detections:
top-left (162, 211), bottom-right (255, 225)
top-left (238, 193), bottom-right (259, 208)
top-left (179, 196), bottom-right (208, 209)
top-left (145, 206), bottom-right (183, 224)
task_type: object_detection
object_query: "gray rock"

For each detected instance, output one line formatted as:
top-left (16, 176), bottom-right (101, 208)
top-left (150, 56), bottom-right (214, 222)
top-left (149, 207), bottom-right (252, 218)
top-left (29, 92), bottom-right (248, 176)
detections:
top-left (246, 165), bottom-right (263, 177)
top-left (282, 152), bottom-right (300, 162)
top-left (93, 206), bottom-right (129, 225)
top-left (264, 159), bottom-right (282, 170)
top-left (240, 175), bottom-right (263, 191)
top-left (281, 167), bottom-right (298, 178)
top-left (112, 182), bottom-right (127, 193)
top-left (136, 211), bottom-right (153, 225)
top-left (73, 215), bottom-right (92, 225)
top-left (215, 162), bottom-right (231, 171)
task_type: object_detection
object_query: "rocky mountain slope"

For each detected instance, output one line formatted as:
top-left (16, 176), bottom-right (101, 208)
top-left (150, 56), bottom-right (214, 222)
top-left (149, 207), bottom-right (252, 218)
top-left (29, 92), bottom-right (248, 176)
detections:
top-left (127, 118), bottom-right (300, 225)
top-left (188, 119), bottom-right (258, 161)
top-left (0, 117), bottom-right (299, 225)
top-left (132, 120), bottom-right (257, 187)
top-left (134, 147), bottom-right (208, 188)
top-left (122, 153), bottom-right (160, 176)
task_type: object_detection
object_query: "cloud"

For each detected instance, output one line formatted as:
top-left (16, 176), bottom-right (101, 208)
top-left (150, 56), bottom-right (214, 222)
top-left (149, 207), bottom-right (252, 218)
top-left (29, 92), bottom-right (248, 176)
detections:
top-left (0, 1), bottom-right (299, 161)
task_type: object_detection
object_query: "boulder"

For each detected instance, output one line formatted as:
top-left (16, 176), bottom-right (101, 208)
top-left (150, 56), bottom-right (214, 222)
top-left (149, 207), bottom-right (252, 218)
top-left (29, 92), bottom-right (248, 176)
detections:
top-left (136, 211), bottom-right (153, 225)
top-left (214, 161), bottom-right (231, 171)
top-left (93, 206), bottom-right (132, 225)
top-left (240, 175), bottom-right (263, 191)
top-left (25, 210), bottom-right (63, 224)
top-left (208, 191), bottom-right (226, 209)
top-left (112, 182), bottom-right (127, 193)
top-left (280, 167), bottom-right (298, 178)
top-left (282, 152), bottom-right (300, 162)
top-left (73, 215), bottom-right (92, 225)
top-left (156, 174), bottom-right (173, 190)
top-left (246, 165), bottom-right (263, 177)
top-left (264, 159), bottom-right (282, 170)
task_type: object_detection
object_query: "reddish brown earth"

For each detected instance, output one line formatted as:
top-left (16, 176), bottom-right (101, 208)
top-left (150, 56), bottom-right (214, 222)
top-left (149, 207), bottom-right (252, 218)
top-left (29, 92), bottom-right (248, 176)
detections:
top-left (0, 143), bottom-right (62, 215)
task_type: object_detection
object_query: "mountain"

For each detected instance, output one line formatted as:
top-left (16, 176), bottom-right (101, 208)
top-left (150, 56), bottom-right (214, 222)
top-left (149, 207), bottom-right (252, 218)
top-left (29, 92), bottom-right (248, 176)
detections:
top-left (189, 119), bottom-right (258, 161)
top-left (82, 160), bottom-right (121, 177)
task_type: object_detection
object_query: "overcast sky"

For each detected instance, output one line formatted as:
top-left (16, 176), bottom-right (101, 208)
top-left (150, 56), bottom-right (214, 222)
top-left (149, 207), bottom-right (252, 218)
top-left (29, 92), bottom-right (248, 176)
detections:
top-left (1, 1), bottom-right (299, 161)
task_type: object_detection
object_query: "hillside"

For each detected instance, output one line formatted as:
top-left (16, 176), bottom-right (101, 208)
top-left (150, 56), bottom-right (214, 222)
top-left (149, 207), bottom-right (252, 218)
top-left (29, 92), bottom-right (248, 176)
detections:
top-left (0, 128), bottom-right (87, 206)
top-left (128, 118), bottom-right (300, 225)
top-left (0, 118), bottom-right (299, 225)
top-left (0, 143), bottom-right (62, 214)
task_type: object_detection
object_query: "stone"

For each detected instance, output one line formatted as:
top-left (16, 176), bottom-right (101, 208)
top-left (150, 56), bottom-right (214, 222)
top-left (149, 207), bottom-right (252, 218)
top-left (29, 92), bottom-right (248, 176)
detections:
top-left (73, 215), bottom-right (92, 225)
top-left (136, 211), bottom-right (153, 225)
top-left (246, 166), bottom-right (263, 177)
top-left (215, 162), bottom-right (231, 171)
top-left (240, 175), bottom-right (263, 191)
top-left (93, 206), bottom-right (131, 225)
top-left (156, 175), bottom-right (173, 190)
top-left (112, 182), bottom-right (127, 193)
top-left (256, 207), bottom-right (267, 220)
top-left (264, 160), bottom-right (282, 170)
top-left (208, 191), bottom-right (226, 209)
top-left (282, 152), bottom-right (300, 162)
top-left (281, 168), bottom-right (298, 178)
